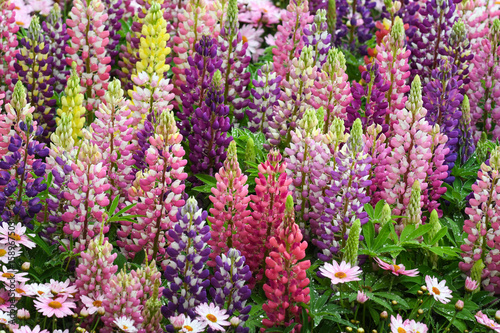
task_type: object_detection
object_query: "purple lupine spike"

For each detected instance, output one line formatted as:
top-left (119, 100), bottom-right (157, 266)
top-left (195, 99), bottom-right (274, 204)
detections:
top-left (346, 63), bottom-right (390, 132)
top-left (187, 70), bottom-right (232, 184)
top-left (41, 3), bottom-right (69, 95)
top-left (459, 95), bottom-right (475, 164)
top-left (310, 0), bottom-right (328, 14)
top-left (104, 0), bottom-right (124, 66)
top-left (328, 0), bottom-right (350, 47)
top-left (210, 249), bottom-right (252, 333)
top-left (162, 197), bottom-right (211, 325)
top-left (408, 0), bottom-right (460, 83)
top-left (178, 35), bottom-right (222, 138)
top-left (423, 58), bottom-right (463, 183)
top-left (444, 19), bottom-right (474, 94)
top-left (303, 9), bottom-right (332, 68)
top-left (381, 0), bottom-right (420, 41)
top-left (347, 0), bottom-right (376, 55)
top-left (246, 62), bottom-right (282, 134)
top-left (315, 119), bottom-right (372, 261)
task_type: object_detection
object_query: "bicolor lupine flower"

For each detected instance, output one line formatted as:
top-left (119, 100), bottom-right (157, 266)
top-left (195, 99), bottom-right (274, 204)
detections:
top-left (178, 35), bottom-right (222, 138)
top-left (268, 45), bottom-right (317, 148)
top-left (375, 17), bottom-right (411, 127)
top-left (162, 197), bottom-right (210, 322)
top-left (303, 9), bottom-right (332, 68)
top-left (217, 0), bottom-right (251, 121)
top-left (272, 0), bottom-right (314, 79)
top-left (381, 76), bottom-right (433, 220)
top-left (0, 0), bottom-right (19, 103)
top-left (409, 0), bottom-right (459, 82)
top-left (210, 249), bottom-right (252, 331)
top-left (61, 135), bottom-right (110, 252)
top-left (171, 0), bottom-right (219, 98)
top-left (423, 58), bottom-right (463, 183)
top-left (91, 79), bottom-right (134, 201)
top-left (327, 0), bottom-right (350, 47)
top-left (344, 0), bottom-right (376, 54)
top-left (246, 62), bottom-right (282, 134)
top-left (460, 146), bottom-right (500, 294)
top-left (347, 63), bottom-right (390, 133)
top-left (55, 63), bottom-right (85, 146)
top-left (241, 149), bottom-right (291, 283)
top-left (262, 195), bottom-right (311, 331)
top-left (41, 3), bottom-right (69, 95)
top-left (14, 16), bottom-right (56, 141)
top-left (103, 0), bottom-right (124, 66)
top-left (208, 141), bottom-right (251, 266)
top-left (101, 269), bottom-right (144, 332)
top-left (118, 111), bottom-right (187, 265)
top-left (316, 119), bottom-right (372, 261)
top-left (65, 0), bottom-right (111, 119)
top-left (74, 235), bottom-right (118, 318)
top-left (444, 19), bottom-right (473, 94)
top-left (188, 70), bottom-right (232, 182)
top-left (313, 48), bottom-right (352, 133)
top-left (468, 19), bottom-right (500, 140)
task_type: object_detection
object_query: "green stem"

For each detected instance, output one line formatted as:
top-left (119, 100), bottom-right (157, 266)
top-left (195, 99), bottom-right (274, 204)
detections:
top-left (442, 310), bottom-right (458, 332)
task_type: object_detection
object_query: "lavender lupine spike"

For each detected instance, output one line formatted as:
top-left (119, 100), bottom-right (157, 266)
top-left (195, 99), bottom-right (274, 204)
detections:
top-left (14, 16), bottom-right (57, 141)
top-left (346, 63), bottom-right (390, 132)
top-left (268, 45), bottom-right (317, 149)
top-left (316, 118), bottom-right (372, 261)
top-left (459, 95), bottom-right (475, 164)
top-left (217, 0), bottom-right (251, 121)
top-left (210, 249), bottom-right (252, 332)
top-left (408, 0), bottom-right (459, 83)
top-left (247, 63), bottom-right (282, 134)
top-left (41, 3), bottom-right (69, 95)
top-left (303, 9), bottom-right (332, 68)
top-left (178, 35), bottom-right (222, 138)
top-left (162, 197), bottom-right (211, 322)
top-left (188, 70), bottom-right (233, 183)
top-left (423, 58), bottom-right (463, 183)
top-left (444, 19), bottom-right (473, 94)
top-left (313, 48), bottom-right (353, 132)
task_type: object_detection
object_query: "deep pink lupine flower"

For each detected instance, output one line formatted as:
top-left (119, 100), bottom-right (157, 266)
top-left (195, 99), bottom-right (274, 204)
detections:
top-left (374, 257), bottom-right (419, 277)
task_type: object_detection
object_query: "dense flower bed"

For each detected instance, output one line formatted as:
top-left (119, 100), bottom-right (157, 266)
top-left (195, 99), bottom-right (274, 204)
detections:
top-left (1, 0), bottom-right (500, 332)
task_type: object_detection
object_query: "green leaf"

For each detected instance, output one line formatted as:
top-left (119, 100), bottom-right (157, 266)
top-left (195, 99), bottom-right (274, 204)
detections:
top-left (429, 226), bottom-right (448, 246)
top-left (373, 222), bottom-right (392, 251)
top-left (192, 185), bottom-right (214, 193)
top-left (113, 203), bottom-right (138, 219)
top-left (399, 224), bottom-right (416, 242)
top-left (132, 249), bottom-right (145, 264)
top-left (194, 174), bottom-right (217, 185)
top-left (27, 235), bottom-right (54, 255)
top-left (108, 195), bottom-right (120, 215)
top-left (374, 292), bottom-right (410, 309)
top-left (364, 203), bottom-right (374, 219)
top-left (427, 246), bottom-right (461, 258)
top-left (362, 220), bottom-right (374, 249)
top-left (113, 252), bottom-right (127, 271)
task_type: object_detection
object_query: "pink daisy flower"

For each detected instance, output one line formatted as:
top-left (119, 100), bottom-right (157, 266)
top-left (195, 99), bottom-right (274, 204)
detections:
top-left (0, 244), bottom-right (21, 264)
top-left (239, 0), bottom-right (282, 26)
top-left (407, 320), bottom-right (429, 333)
top-left (11, 0), bottom-right (33, 28)
top-left (34, 295), bottom-right (76, 318)
top-left (14, 282), bottom-right (33, 298)
top-left (0, 222), bottom-right (36, 249)
top-left (465, 276), bottom-right (479, 292)
top-left (390, 314), bottom-right (410, 333)
top-left (26, 0), bottom-right (53, 15)
top-left (374, 257), bottom-right (419, 277)
top-left (0, 266), bottom-right (30, 284)
top-left (239, 24), bottom-right (264, 62)
top-left (357, 290), bottom-right (369, 304)
top-left (13, 325), bottom-right (49, 333)
top-left (0, 289), bottom-right (12, 311)
top-left (80, 294), bottom-right (104, 315)
top-left (181, 316), bottom-right (207, 333)
top-left (27, 283), bottom-right (51, 298)
top-left (169, 313), bottom-right (186, 329)
top-left (47, 279), bottom-right (77, 298)
top-left (318, 261), bottom-right (362, 285)
top-left (114, 316), bottom-right (138, 333)
top-left (425, 275), bottom-right (453, 304)
top-left (195, 303), bottom-right (230, 332)
top-left (475, 311), bottom-right (500, 332)
top-left (0, 309), bottom-right (10, 324)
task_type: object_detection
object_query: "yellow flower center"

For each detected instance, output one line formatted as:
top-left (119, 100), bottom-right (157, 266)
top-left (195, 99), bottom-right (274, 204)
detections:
top-left (432, 287), bottom-right (440, 295)
top-left (242, 36), bottom-right (248, 44)
top-left (37, 290), bottom-right (45, 295)
top-left (49, 301), bottom-right (62, 309)
top-left (0, 297), bottom-right (5, 305)
top-left (184, 325), bottom-right (193, 331)
top-left (398, 328), bottom-right (406, 333)
top-left (123, 326), bottom-right (128, 330)
top-left (93, 300), bottom-right (102, 307)
top-left (2, 273), bottom-right (14, 279)
top-left (334, 272), bottom-right (347, 279)
top-left (206, 314), bottom-right (217, 323)
top-left (0, 249), bottom-right (6, 257)
top-left (393, 264), bottom-right (400, 271)
top-left (9, 234), bottom-right (21, 241)
top-left (16, 288), bottom-right (25, 294)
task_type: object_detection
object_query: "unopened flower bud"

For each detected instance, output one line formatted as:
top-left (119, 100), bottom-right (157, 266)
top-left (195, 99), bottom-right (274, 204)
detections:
top-left (97, 307), bottom-right (105, 315)
top-left (495, 310), bottom-right (500, 321)
top-left (17, 309), bottom-right (30, 319)
top-left (346, 327), bottom-right (353, 332)
top-left (230, 317), bottom-right (242, 327)
top-left (455, 300), bottom-right (464, 311)
top-left (417, 309), bottom-right (424, 315)
top-left (357, 328), bottom-right (365, 333)
top-left (380, 311), bottom-right (388, 320)
top-left (420, 286), bottom-right (427, 292)
top-left (21, 262), bottom-right (30, 271)
top-left (80, 308), bottom-right (89, 317)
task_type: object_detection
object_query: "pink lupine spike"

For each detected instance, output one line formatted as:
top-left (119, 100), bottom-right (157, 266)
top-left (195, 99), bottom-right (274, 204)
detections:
top-left (363, 123), bottom-right (391, 205)
top-left (0, 0), bottom-right (19, 103)
top-left (207, 141), bottom-right (251, 267)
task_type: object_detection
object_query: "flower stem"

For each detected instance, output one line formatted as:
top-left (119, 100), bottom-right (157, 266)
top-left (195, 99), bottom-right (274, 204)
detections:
top-left (442, 310), bottom-right (458, 332)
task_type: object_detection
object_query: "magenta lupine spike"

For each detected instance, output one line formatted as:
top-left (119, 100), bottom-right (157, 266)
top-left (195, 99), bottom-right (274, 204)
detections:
top-left (422, 124), bottom-right (449, 218)
top-left (312, 48), bottom-right (352, 133)
top-left (241, 149), bottom-right (292, 284)
top-left (246, 62), bottom-right (282, 134)
top-left (262, 195), bottom-right (311, 331)
top-left (460, 146), bottom-right (500, 294)
top-left (468, 19), bottom-right (500, 140)
top-left (272, 0), bottom-right (314, 80)
top-left (74, 235), bottom-right (118, 319)
top-left (268, 45), bottom-right (317, 149)
top-left (90, 79), bottom-right (135, 201)
top-left (208, 141), bottom-right (251, 267)
top-left (363, 123), bottom-right (391, 205)
top-left (285, 108), bottom-right (331, 238)
top-left (65, 0), bottom-right (112, 120)
top-left (0, 0), bottom-right (19, 103)
top-left (380, 76), bottom-right (433, 223)
top-left (375, 17), bottom-right (411, 128)
top-left (61, 134), bottom-right (111, 253)
top-left (171, 0), bottom-right (219, 101)
top-left (118, 111), bottom-right (187, 267)
top-left (101, 269), bottom-right (144, 332)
